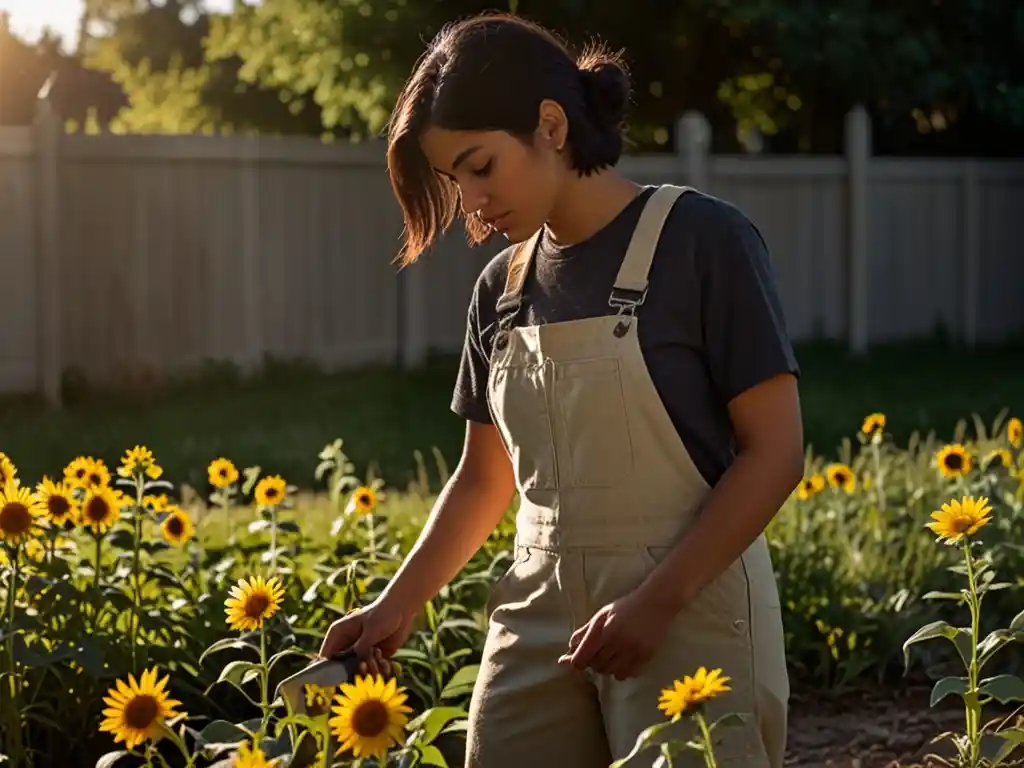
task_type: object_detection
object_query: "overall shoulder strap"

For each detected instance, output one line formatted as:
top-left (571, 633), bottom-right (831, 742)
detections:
top-left (495, 228), bottom-right (543, 316)
top-left (609, 185), bottom-right (692, 314)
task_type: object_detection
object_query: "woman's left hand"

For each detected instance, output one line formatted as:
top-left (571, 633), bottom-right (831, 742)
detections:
top-left (557, 585), bottom-right (674, 680)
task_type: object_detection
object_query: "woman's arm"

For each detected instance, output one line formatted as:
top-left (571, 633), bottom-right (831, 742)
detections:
top-left (380, 420), bottom-right (517, 610)
top-left (637, 372), bottom-right (803, 614)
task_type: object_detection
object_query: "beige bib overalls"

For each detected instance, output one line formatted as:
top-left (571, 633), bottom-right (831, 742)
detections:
top-left (465, 185), bottom-right (790, 767)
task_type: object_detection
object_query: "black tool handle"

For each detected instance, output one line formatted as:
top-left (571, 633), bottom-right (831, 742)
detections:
top-left (331, 648), bottom-right (363, 679)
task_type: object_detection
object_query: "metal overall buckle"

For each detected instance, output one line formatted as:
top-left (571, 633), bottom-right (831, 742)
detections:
top-left (608, 286), bottom-right (648, 316)
top-left (608, 286), bottom-right (647, 337)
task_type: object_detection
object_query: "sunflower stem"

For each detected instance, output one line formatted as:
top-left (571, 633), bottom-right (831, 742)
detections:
top-left (962, 541), bottom-right (982, 767)
top-left (92, 532), bottom-right (103, 630)
top-left (130, 477), bottom-right (144, 672)
top-left (321, 715), bottom-right (332, 768)
top-left (259, 624), bottom-right (270, 739)
top-left (3, 543), bottom-right (27, 768)
top-left (871, 440), bottom-right (886, 511)
top-left (46, 526), bottom-right (56, 565)
top-left (164, 724), bottom-right (195, 768)
top-left (694, 710), bottom-right (717, 768)
top-left (270, 508), bottom-right (277, 574)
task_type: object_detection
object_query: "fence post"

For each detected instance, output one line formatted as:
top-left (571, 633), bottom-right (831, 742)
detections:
top-left (239, 137), bottom-right (263, 372)
top-left (33, 84), bottom-right (62, 406)
top-left (400, 257), bottom-right (429, 370)
top-left (961, 161), bottom-right (980, 349)
top-left (845, 104), bottom-right (871, 355)
top-left (676, 111), bottom-right (710, 190)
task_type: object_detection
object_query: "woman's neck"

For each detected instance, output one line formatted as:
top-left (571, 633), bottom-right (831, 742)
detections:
top-left (544, 169), bottom-right (643, 246)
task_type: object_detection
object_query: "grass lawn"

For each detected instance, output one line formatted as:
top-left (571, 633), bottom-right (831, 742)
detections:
top-left (1, 338), bottom-right (1022, 496)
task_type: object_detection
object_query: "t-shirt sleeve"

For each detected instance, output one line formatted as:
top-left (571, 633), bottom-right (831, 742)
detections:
top-left (450, 273), bottom-right (497, 424)
top-left (699, 202), bottom-right (800, 404)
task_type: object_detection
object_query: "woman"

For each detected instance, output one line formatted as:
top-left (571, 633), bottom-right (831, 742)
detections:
top-left (319, 12), bottom-right (804, 767)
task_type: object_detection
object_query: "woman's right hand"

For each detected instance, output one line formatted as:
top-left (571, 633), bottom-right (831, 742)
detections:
top-left (318, 595), bottom-right (417, 679)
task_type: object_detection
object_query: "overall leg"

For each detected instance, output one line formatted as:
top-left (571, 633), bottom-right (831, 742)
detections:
top-left (744, 537), bottom-right (790, 767)
top-left (465, 547), bottom-right (611, 768)
top-left (590, 544), bottom-right (785, 767)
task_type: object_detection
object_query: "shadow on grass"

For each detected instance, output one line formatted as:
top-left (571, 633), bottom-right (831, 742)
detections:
top-left (1, 336), bottom-right (1022, 495)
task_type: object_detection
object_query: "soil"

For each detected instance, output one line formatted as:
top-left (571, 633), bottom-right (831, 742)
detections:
top-left (785, 683), bottom-right (1024, 767)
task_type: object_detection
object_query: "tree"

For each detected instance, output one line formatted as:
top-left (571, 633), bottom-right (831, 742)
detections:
top-left (84, 0), bottom-right (328, 135)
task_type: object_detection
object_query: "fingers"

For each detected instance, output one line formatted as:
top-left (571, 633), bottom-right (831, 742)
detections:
top-left (357, 648), bottom-right (394, 679)
top-left (558, 616), bottom-right (605, 670)
top-left (319, 614), bottom-right (362, 660)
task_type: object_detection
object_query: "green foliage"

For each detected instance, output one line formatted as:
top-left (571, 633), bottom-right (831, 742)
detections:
top-left (81, 0), bottom-right (328, 136)
top-left (1, 404), bottom-right (1022, 765)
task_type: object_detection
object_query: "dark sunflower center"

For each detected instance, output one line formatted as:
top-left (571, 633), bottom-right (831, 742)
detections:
top-left (48, 495), bottom-right (71, 519)
top-left (218, 468), bottom-right (229, 478)
top-left (85, 497), bottom-right (110, 522)
top-left (945, 454), bottom-right (963, 470)
top-left (0, 503), bottom-right (31, 535)
top-left (166, 516), bottom-right (184, 537)
top-left (835, 471), bottom-right (849, 484)
top-left (75, 469), bottom-right (87, 480)
top-left (358, 493), bottom-right (372, 506)
top-left (88, 473), bottom-right (103, 486)
top-left (950, 517), bottom-right (972, 534)
top-left (352, 700), bottom-right (389, 737)
top-left (123, 695), bottom-right (159, 729)
top-left (265, 488), bottom-right (279, 499)
top-left (245, 594), bottom-right (270, 619)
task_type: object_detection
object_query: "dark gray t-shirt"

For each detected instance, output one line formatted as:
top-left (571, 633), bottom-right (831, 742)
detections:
top-left (451, 186), bottom-right (800, 487)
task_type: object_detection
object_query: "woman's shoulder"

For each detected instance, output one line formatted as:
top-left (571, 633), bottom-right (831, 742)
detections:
top-left (657, 187), bottom-right (772, 272)
top-left (466, 242), bottom-right (519, 323)
top-left (660, 187), bottom-right (761, 241)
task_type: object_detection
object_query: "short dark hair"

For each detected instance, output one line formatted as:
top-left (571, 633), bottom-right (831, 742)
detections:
top-left (386, 12), bottom-right (632, 266)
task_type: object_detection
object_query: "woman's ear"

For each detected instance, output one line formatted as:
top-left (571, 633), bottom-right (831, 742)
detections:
top-left (536, 98), bottom-right (568, 152)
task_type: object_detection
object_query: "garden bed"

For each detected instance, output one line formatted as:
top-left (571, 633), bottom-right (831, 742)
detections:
top-left (787, 684), bottom-right (1024, 767)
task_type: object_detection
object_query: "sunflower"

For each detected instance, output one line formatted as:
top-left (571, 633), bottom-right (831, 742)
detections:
top-left (936, 444), bottom-right (972, 478)
top-left (99, 667), bottom-right (183, 750)
top-left (1009, 417), bottom-right (1023, 449)
top-left (983, 449), bottom-right (1013, 471)
top-left (797, 473), bottom-right (826, 500)
top-left (0, 452), bottom-right (17, 488)
top-left (926, 495), bottom-right (992, 545)
top-left (143, 494), bottom-right (169, 512)
top-left (232, 741), bottom-right (279, 768)
top-left (329, 675), bottom-right (412, 761)
top-left (117, 445), bottom-right (163, 480)
top-left (80, 486), bottom-right (123, 534)
top-left (63, 456), bottom-right (92, 488)
top-left (68, 457), bottom-right (111, 490)
top-left (347, 486), bottom-right (378, 516)
top-left (826, 463), bottom-right (856, 493)
top-left (254, 475), bottom-right (286, 508)
top-left (23, 538), bottom-right (46, 563)
top-left (0, 483), bottom-right (46, 546)
top-left (160, 507), bottom-right (194, 545)
top-left (657, 667), bottom-right (732, 720)
top-left (305, 683), bottom-right (338, 716)
top-left (861, 412), bottom-right (886, 437)
top-left (224, 574), bottom-right (284, 632)
top-left (35, 477), bottom-right (78, 526)
top-left (208, 458), bottom-right (239, 489)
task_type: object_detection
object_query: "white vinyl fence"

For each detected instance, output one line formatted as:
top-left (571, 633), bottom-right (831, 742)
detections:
top-left (0, 102), bottom-right (1021, 405)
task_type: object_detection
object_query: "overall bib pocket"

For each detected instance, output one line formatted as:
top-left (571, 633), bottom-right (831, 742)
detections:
top-left (488, 360), bottom-right (558, 491)
top-left (554, 357), bottom-right (635, 488)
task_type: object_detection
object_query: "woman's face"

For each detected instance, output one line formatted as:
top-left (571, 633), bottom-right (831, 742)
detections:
top-left (419, 105), bottom-right (569, 243)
